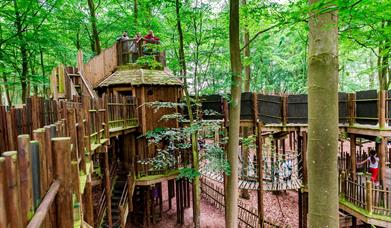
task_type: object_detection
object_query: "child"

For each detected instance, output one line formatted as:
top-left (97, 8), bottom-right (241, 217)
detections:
top-left (358, 149), bottom-right (379, 185)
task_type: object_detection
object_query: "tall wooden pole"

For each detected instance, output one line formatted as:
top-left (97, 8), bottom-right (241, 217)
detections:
top-left (257, 123), bottom-right (264, 226)
top-left (103, 146), bottom-right (113, 227)
top-left (350, 134), bottom-right (357, 181)
top-left (17, 134), bottom-right (34, 226)
top-left (2, 151), bottom-right (23, 228)
top-left (52, 137), bottom-right (73, 227)
top-left (0, 157), bottom-right (8, 228)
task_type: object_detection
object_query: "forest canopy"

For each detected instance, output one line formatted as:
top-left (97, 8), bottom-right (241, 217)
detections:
top-left (0, 0), bottom-right (390, 104)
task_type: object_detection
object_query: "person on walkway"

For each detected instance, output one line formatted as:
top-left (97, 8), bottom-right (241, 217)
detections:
top-left (358, 149), bottom-right (380, 185)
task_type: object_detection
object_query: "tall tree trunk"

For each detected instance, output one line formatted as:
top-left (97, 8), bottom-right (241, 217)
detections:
top-left (240, 0), bottom-right (251, 200)
top-left (307, 1), bottom-right (339, 227)
top-left (40, 48), bottom-right (46, 97)
top-left (226, 0), bottom-right (242, 226)
top-left (175, 0), bottom-right (200, 227)
top-left (369, 57), bottom-right (375, 89)
top-left (134, 0), bottom-right (138, 29)
top-left (87, 0), bottom-right (101, 55)
top-left (13, 0), bottom-right (29, 102)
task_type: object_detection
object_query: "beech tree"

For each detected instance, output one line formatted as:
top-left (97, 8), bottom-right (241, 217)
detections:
top-left (307, 0), bottom-right (339, 227)
top-left (226, 0), bottom-right (242, 226)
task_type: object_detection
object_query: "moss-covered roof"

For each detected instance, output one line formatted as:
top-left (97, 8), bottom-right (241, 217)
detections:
top-left (97, 67), bottom-right (182, 88)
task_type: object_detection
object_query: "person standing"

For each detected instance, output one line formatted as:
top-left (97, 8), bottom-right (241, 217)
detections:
top-left (358, 149), bottom-right (380, 186)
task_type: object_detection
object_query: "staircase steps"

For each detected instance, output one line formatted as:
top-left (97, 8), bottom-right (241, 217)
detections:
top-left (101, 166), bottom-right (128, 228)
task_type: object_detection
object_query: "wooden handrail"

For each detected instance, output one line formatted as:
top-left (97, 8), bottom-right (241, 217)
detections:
top-left (26, 180), bottom-right (60, 228)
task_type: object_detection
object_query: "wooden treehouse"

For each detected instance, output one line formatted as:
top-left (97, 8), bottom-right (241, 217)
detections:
top-left (0, 38), bottom-right (190, 228)
top-left (0, 37), bottom-right (390, 228)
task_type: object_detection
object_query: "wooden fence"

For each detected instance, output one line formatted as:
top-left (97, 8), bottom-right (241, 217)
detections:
top-left (339, 172), bottom-right (391, 217)
top-left (200, 177), bottom-right (284, 228)
top-left (78, 44), bottom-right (118, 88)
top-left (0, 94), bottom-right (138, 228)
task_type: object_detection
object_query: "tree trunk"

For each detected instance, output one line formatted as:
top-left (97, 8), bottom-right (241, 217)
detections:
top-left (40, 48), bottom-right (46, 97)
top-left (175, 0), bottom-right (200, 227)
top-left (307, 1), bottom-right (339, 227)
top-left (134, 0), bottom-right (138, 29)
top-left (369, 57), bottom-right (375, 89)
top-left (240, 0), bottom-right (251, 200)
top-left (13, 0), bottom-right (29, 102)
top-left (87, 0), bottom-right (101, 55)
top-left (226, 0), bottom-right (242, 226)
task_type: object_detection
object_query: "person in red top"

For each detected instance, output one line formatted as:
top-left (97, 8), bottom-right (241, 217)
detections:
top-left (144, 30), bottom-right (156, 44)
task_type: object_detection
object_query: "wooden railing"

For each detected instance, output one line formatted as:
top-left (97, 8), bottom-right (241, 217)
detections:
top-left (116, 39), bottom-right (166, 67)
top-left (0, 94), bottom-right (139, 228)
top-left (339, 172), bottom-right (391, 217)
top-left (108, 94), bottom-right (139, 133)
top-left (119, 181), bottom-right (129, 228)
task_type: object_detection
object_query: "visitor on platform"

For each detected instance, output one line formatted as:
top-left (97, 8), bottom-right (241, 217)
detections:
top-left (143, 30), bottom-right (161, 55)
top-left (117, 31), bottom-right (130, 41)
top-left (144, 30), bottom-right (159, 44)
top-left (130, 32), bottom-right (142, 62)
top-left (358, 149), bottom-right (379, 185)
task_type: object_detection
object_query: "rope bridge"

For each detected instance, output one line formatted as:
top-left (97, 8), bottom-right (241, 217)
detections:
top-left (200, 147), bottom-right (303, 191)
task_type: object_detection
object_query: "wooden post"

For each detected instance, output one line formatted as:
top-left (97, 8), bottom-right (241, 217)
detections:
top-left (348, 93), bottom-right (356, 126)
top-left (45, 125), bottom-right (56, 225)
top-left (52, 137), bottom-right (73, 227)
top-left (282, 95), bottom-right (288, 125)
top-left (350, 134), bottom-right (357, 181)
top-left (83, 175), bottom-right (94, 225)
top-left (379, 137), bottom-right (387, 188)
top-left (0, 157), bottom-right (8, 228)
top-left (76, 109), bottom-right (87, 173)
top-left (302, 132), bottom-right (308, 186)
top-left (366, 180), bottom-right (373, 214)
top-left (103, 146), bottom-right (112, 227)
top-left (17, 134), bottom-right (34, 225)
top-left (67, 108), bottom-right (79, 161)
top-left (2, 151), bottom-right (23, 228)
top-left (378, 90), bottom-right (386, 128)
top-left (256, 122), bottom-right (264, 226)
top-left (31, 141), bottom-right (41, 209)
top-left (298, 131), bottom-right (308, 228)
top-left (33, 129), bottom-right (49, 198)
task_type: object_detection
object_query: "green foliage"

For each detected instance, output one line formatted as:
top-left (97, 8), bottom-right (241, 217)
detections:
top-left (203, 144), bottom-right (231, 175)
top-left (178, 167), bottom-right (200, 181)
top-left (242, 134), bottom-right (256, 150)
top-left (138, 149), bottom-right (176, 171)
top-left (136, 56), bottom-right (163, 69)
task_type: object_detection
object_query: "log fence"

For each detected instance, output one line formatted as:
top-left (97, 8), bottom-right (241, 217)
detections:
top-left (0, 94), bottom-right (138, 227)
top-left (339, 172), bottom-right (391, 217)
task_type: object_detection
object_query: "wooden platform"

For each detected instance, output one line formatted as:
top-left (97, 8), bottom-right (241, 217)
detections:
top-left (135, 170), bottom-right (179, 186)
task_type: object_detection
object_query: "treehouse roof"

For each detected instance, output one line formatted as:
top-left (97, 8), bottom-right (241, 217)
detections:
top-left (97, 67), bottom-right (182, 88)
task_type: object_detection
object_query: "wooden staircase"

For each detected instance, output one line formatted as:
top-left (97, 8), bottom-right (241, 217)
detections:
top-left (101, 169), bottom-right (129, 228)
